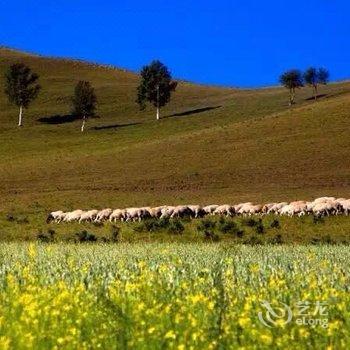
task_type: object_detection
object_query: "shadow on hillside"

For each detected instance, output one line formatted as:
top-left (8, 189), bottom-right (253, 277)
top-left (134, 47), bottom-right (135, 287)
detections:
top-left (93, 122), bottom-right (141, 130)
top-left (164, 105), bottom-right (222, 119)
top-left (38, 114), bottom-right (100, 124)
top-left (38, 114), bottom-right (80, 124)
top-left (305, 94), bottom-right (327, 101)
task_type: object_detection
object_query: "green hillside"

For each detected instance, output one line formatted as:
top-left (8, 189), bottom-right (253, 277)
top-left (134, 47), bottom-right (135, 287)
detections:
top-left (1, 47), bottom-right (350, 214)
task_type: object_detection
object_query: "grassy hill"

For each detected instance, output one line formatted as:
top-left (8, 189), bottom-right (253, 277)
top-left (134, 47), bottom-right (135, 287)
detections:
top-left (1, 47), bottom-right (350, 217)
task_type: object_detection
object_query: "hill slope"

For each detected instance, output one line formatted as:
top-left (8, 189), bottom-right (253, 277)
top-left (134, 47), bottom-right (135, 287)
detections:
top-left (1, 48), bottom-right (350, 213)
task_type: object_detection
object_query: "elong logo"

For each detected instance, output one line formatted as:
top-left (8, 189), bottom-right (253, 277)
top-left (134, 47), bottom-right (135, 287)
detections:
top-left (258, 300), bottom-right (328, 328)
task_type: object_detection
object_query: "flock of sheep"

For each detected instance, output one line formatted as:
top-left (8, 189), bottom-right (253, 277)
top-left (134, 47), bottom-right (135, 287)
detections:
top-left (47, 196), bottom-right (350, 223)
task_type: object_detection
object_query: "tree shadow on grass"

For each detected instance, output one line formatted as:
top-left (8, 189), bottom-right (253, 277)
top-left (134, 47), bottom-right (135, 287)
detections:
top-left (93, 122), bottom-right (141, 130)
top-left (38, 114), bottom-right (100, 125)
top-left (164, 105), bottom-right (222, 119)
top-left (305, 94), bottom-right (327, 101)
top-left (37, 114), bottom-right (80, 124)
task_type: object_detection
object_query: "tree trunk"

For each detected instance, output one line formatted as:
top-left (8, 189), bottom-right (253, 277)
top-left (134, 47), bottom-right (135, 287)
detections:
top-left (18, 105), bottom-right (23, 127)
top-left (156, 84), bottom-right (160, 120)
top-left (314, 84), bottom-right (318, 100)
top-left (81, 116), bottom-right (86, 132)
top-left (289, 88), bottom-right (295, 106)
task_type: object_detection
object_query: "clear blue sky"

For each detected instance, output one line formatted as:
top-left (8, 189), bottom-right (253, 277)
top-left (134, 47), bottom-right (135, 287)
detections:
top-left (0, 0), bottom-right (349, 87)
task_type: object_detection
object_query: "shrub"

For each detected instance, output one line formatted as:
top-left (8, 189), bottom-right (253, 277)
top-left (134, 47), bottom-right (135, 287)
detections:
top-left (236, 230), bottom-right (244, 238)
top-left (134, 218), bottom-right (170, 233)
top-left (197, 219), bottom-right (216, 232)
top-left (168, 220), bottom-right (185, 235)
top-left (203, 231), bottom-right (220, 242)
top-left (6, 213), bottom-right (15, 222)
top-left (244, 235), bottom-right (264, 245)
top-left (311, 235), bottom-right (336, 245)
top-left (268, 234), bottom-right (283, 245)
top-left (270, 219), bottom-right (281, 229)
top-left (241, 218), bottom-right (258, 227)
top-left (75, 230), bottom-right (97, 243)
top-left (16, 216), bottom-right (29, 224)
top-left (110, 225), bottom-right (120, 242)
top-left (217, 218), bottom-right (239, 235)
top-left (255, 219), bottom-right (265, 234)
top-left (313, 215), bottom-right (325, 224)
top-left (36, 229), bottom-right (56, 243)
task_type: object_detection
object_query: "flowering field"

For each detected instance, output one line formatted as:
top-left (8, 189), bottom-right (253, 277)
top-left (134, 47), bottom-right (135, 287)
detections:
top-left (0, 243), bottom-right (348, 349)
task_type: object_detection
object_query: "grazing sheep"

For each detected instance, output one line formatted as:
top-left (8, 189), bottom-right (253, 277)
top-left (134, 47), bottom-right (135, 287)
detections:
top-left (64, 210), bottom-right (84, 222)
top-left (262, 203), bottom-right (276, 214)
top-left (79, 209), bottom-right (98, 223)
top-left (203, 205), bottom-right (219, 215)
top-left (267, 202), bottom-right (288, 214)
top-left (313, 197), bottom-right (336, 204)
top-left (139, 207), bottom-right (152, 220)
top-left (160, 206), bottom-right (176, 219)
top-left (95, 208), bottom-right (113, 222)
top-left (109, 209), bottom-right (127, 222)
top-left (341, 200), bottom-right (350, 215)
top-left (234, 202), bottom-right (253, 212)
top-left (124, 207), bottom-right (150, 222)
top-left (47, 210), bottom-right (65, 223)
top-left (279, 203), bottom-right (306, 217)
top-left (149, 206), bottom-right (166, 218)
top-left (46, 195), bottom-right (350, 225)
top-left (214, 205), bottom-right (235, 217)
top-left (187, 205), bottom-right (204, 218)
top-left (238, 204), bottom-right (263, 216)
top-left (312, 202), bottom-right (333, 217)
top-left (170, 206), bottom-right (192, 218)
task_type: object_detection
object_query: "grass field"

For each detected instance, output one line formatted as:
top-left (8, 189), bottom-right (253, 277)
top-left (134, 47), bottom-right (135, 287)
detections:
top-left (0, 243), bottom-right (348, 349)
top-left (1, 47), bottom-right (350, 215)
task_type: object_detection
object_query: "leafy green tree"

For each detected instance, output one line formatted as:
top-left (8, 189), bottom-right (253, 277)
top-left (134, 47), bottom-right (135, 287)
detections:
top-left (4, 63), bottom-right (41, 126)
top-left (71, 81), bottom-right (97, 132)
top-left (304, 67), bottom-right (330, 100)
top-left (137, 60), bottom-right (177, 120)
top-left (279, 69), bottom-right (304, 105)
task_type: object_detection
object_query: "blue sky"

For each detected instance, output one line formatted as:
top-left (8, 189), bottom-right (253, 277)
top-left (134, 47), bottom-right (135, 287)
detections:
top-left (0, 0), bottom-right (349, 87)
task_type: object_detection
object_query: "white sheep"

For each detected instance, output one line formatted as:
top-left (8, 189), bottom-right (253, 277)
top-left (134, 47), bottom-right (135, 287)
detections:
top-left (78, 209), bottom-right (98, 223)
top-left (160, 206), bottom-right (176, 219)
top-left (238, 203), bottom-right (262, 216)
top-left (170, 206), bottom-right (192, 218)
top-left (149, 206), bottom-right (166, 218)
top-left (63, 210), bottom-right (84, 222)
top-left (341, 200), bottom-right (350, 215)
top-left (203, 205), bottom-right (219, 215)
top-left (262, 203), bottom-right (276, 214)
top-left (187, 205), bottom-right (204, 218)
top-left (47, 210), bottom-right (66, 223)
top-left (267, 202), bottom-right (288, 214)
top-left (95, 208), bottom-right (113, 222)
top-left (124, 207), bottom-right (148, 222)
top-left (214, 205), bottom-right (235, 217)
top-left (109, 209), bottom-right (126, 222)
top-left (313, 197), bottom-right (336, 204)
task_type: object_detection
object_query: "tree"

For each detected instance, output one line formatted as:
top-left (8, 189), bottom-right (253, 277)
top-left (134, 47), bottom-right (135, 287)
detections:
top-left (304, 67), bottom-right (330, 100)
top-left (71, 81), bottom-right (97, 132)
top-left (137, 60), bottom-right (177, 120)
top-left (4, 63), bottom-right (41, 126)
top-left (279, 69), bottom-right (304, 105)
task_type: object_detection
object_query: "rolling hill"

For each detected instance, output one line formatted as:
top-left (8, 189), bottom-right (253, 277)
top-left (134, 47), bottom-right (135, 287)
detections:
top-left (1, 47), bottom-right (350, 215)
